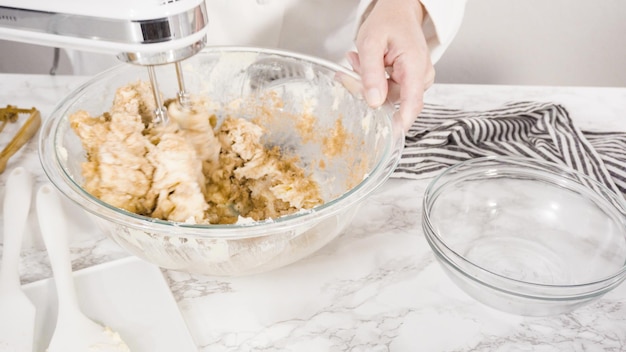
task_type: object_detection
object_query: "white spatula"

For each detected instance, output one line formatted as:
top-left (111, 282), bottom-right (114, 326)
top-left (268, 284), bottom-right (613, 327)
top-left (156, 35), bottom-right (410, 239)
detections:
top-left (36, 183), bottom-right (130, 352)
top-left (0, 167), bottom-right (35, 352)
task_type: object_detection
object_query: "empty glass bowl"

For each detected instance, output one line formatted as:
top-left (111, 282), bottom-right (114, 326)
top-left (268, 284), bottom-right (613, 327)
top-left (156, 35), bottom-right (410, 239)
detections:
top-left (39, 47), bottom-right (404, 276)
top-left (422, 156), bottom-right (626, 316)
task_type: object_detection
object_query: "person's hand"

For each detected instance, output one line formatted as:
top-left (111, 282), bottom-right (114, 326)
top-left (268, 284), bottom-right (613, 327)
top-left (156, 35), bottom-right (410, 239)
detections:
top-left (347, 0), bottom-right (434, 131)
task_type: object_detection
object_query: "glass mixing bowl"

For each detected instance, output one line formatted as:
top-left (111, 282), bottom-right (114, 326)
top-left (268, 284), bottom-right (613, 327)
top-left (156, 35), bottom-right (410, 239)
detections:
top-left (39, 47), bottom-right (404, 276)
top-left (423, 156), bottom-right (626, 316)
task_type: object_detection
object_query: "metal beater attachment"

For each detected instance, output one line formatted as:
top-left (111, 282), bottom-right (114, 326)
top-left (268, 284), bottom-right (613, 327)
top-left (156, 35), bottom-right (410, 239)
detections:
top-left (0, 105), bottom-right (41, 173)
top-left (175, 62), bottom-right (191, 108)
top-left (147, 66), bottom-right (168, 125)
top-left (146, 62), bottom-right (192, 125)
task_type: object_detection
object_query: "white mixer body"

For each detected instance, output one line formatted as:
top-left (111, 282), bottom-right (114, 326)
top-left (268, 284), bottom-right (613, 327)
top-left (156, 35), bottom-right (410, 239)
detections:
top-left (0, 0), bottom-right (209, 65)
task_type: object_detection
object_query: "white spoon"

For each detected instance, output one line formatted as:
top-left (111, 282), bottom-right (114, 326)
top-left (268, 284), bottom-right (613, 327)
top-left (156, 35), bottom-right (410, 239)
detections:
top-left (0, 167), bottom-right (35, 352)
top-left (36, 183), bottom-right (130, 352)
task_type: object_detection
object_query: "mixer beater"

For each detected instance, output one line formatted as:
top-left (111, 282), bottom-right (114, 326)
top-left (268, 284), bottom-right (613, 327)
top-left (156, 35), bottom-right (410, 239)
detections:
top-left (0, 0), bottom-right (209, 124)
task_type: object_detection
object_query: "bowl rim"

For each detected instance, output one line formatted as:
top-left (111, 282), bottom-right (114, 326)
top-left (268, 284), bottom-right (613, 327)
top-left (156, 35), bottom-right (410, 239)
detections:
top-left (39, 46), bottom-right (405, 238)
top-left (422, 155), bottom-right (626, 294)
top-left (427, 236), bottom-right (626, 301)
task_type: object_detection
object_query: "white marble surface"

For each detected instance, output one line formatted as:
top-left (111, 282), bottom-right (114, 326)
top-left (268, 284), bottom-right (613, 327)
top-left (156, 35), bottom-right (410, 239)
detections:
top-left (1, 73), bottom-right (626, 351)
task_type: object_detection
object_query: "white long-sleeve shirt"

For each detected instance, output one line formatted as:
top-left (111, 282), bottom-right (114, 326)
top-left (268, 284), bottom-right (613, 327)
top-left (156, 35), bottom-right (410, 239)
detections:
top-left (68, 0), bottom-right (466, 75)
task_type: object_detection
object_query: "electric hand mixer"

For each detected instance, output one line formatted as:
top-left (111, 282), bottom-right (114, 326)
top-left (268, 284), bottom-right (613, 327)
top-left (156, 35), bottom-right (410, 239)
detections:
top-left (0, 0), bottom-right (209, 123)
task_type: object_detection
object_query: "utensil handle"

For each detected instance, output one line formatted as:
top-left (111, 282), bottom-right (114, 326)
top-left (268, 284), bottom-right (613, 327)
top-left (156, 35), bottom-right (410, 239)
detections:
top-left (0, 167), bottom-right (33, 288)
top-left (36, 183), bottom-right (80, 313)
top-left (0, 110), bottom-right (41, 174)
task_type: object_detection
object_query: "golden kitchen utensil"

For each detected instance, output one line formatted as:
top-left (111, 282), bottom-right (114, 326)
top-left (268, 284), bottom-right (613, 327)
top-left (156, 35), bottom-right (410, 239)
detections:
top-left (0, 105), bottom-right (41, 174)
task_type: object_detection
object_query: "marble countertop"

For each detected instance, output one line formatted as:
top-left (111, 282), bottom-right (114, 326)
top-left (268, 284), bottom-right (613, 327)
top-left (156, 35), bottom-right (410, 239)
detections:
top-left (1, 73), bottom-right (626, 351)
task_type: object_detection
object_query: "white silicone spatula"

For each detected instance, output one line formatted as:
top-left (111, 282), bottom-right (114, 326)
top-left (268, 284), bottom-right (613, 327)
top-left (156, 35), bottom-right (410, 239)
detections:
top-left (36, 183), bottom-right (130, 352)
top-left (0, 167), bottom-right (35, 352)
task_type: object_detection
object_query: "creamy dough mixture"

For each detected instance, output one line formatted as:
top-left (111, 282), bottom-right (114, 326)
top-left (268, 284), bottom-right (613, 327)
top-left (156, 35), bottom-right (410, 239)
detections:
top-left (70, 81), bottom-right (323, 224)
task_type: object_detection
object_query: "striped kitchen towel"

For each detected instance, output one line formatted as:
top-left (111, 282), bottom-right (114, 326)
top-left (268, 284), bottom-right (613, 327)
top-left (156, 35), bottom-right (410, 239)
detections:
top-left (393, 101), bottom-right (626, 198)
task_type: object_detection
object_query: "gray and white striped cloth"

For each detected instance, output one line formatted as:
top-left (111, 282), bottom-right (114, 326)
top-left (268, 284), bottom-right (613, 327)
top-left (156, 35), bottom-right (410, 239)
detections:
top-left (393, 101), bottom-right (626, 198)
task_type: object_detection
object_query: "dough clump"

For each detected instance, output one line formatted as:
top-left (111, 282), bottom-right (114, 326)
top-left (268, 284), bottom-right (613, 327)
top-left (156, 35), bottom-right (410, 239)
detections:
top-left (70, 81), bottom-right (323, 224)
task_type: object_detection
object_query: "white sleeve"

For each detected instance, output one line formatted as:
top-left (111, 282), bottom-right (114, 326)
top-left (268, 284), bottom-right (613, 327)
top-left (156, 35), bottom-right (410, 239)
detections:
top-left (357, 0), bottom-right (467, 64)
top-left (420, 0), bottom-right (467, 63)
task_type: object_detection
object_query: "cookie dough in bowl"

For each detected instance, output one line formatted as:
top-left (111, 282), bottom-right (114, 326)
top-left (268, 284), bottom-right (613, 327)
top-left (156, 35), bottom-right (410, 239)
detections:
top-left (39, 47), bottom-right (404, 276)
